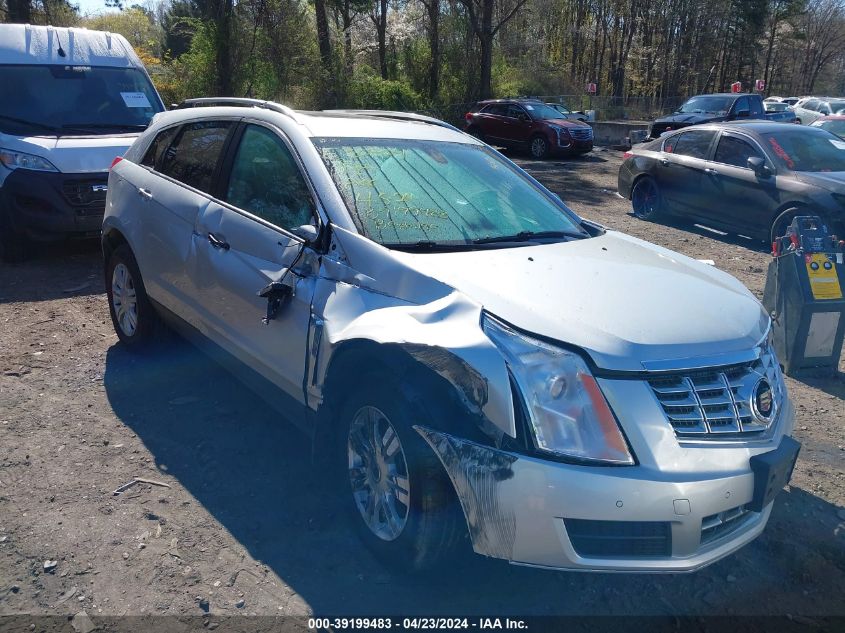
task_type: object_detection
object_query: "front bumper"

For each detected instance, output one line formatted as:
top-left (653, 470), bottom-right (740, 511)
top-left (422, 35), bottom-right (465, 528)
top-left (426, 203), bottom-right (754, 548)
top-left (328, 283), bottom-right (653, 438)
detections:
top-left (0, 168), bottom-right (107, 240)
top-left (416, 395), bottom-right (795, 573)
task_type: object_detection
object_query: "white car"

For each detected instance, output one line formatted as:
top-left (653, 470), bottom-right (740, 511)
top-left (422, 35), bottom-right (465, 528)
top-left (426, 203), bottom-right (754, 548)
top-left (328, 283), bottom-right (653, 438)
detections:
top-left (791, 97), bottom-right (845, 124)
top-left (0, 24), bottom-right (165, 261)
top-left (103, 99), bottom-right (799, 573)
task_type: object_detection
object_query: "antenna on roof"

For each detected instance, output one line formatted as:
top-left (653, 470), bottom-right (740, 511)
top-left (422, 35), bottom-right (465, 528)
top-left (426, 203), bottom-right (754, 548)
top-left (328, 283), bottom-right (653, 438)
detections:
top-left (52, 27), bottom-right (67, 58)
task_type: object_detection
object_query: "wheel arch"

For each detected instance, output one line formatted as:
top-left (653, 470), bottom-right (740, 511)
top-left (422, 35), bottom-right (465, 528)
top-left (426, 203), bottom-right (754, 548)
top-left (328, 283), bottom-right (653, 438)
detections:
top-left (102, 226), bottom-right (130, 261)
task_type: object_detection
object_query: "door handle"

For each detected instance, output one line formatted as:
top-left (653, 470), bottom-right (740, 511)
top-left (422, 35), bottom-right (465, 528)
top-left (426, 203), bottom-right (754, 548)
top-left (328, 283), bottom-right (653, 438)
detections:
top-left (704, 168), bottom-right (719, 176)
top-left (207, 232), bottom-right (230, 251)
top-left (137, 188), bottom-right (153, 200)
top-left (660, 158), bottom-right (670, 166)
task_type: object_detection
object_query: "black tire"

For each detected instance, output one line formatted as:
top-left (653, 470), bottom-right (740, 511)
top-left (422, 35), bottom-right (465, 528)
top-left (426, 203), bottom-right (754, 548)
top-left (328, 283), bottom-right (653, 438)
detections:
top-left (0, 198), bottom-right (29, 263)
top-left (338, 376), bottom-right (465, 572)
top-left (467, 127), bottom-right (485, 143)
top-left (770, 207), bottom-right (801, 244)
top-left (528, 135), bottom-right (550, 159)
top-left (105, 244), bottom-right (162, 349)
top-left (631, 176), bottom-right (664, 220)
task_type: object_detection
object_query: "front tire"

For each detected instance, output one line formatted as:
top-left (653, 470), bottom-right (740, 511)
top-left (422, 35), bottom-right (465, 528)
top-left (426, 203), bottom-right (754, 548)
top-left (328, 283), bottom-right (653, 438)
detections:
top-left (631, 176), bottom-right (664, 220)
top-left (529, 135), bottom-right (550, 159)
top-left (339, 377), bottom-right (465, 572)
top-left (105, 244), bottom-right (162, 349)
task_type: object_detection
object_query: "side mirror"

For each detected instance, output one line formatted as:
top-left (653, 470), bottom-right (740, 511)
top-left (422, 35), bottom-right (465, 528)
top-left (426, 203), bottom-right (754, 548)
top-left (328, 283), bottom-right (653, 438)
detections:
top-left (747, 156), bottom-right (770, 177)
top-left (735, 108), bottom-right (751, 118)
top-left (291, 223), bottom-right (319, 243)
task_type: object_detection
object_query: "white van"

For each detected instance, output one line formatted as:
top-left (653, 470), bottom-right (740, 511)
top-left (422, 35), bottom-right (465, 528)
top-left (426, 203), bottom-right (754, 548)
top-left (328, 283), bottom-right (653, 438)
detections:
top-left (0, 24), bottom-right (165, 261)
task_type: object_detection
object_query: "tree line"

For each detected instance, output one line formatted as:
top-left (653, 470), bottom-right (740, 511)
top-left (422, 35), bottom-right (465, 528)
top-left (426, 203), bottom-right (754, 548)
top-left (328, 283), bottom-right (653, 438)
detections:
top-left (2, 0), bottom-right (845, 115)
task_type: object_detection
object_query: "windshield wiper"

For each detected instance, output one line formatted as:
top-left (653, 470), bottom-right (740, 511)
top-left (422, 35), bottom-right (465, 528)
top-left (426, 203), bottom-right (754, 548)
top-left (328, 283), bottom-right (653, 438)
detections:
top-left (472, 230), bottom-right (585, 245)
top-left (0, 115), bottom-right (60, 134)
top-left (383, 240), bottom-right (480, 252)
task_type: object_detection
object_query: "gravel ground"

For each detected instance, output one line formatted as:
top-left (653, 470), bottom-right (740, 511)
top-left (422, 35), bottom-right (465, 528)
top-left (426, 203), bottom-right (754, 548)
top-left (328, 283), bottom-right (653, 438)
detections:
top-left (0, 149), bottom-right (843, 623)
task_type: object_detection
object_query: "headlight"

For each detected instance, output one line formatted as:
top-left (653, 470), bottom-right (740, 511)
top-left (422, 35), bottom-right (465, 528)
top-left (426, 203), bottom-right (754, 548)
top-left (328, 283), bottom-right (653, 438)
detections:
top-left (0, 148), bottom-right (59, 172)
top-left (483, 315), bottom-right (634, 465)
top-left (548, 124), bottom-right (570, 145)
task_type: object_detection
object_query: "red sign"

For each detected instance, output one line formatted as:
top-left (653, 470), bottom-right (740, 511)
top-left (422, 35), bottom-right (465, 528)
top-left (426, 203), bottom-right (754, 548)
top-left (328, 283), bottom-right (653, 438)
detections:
top-left (586, 82), bottom-right (597, 94)
top-left (730, 81), bottom-right (742, 93)
top-left (755, 79), bottom-right (766, 91)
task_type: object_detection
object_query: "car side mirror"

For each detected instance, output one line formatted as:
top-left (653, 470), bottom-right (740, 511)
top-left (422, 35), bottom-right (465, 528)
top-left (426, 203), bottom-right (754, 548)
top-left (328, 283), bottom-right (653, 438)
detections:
top-left (736, 108), bottom-right (751, 118)
top-left (747, 156), bottom-right (770, 177)
top-left (291, 223), bottom-right (319, 244)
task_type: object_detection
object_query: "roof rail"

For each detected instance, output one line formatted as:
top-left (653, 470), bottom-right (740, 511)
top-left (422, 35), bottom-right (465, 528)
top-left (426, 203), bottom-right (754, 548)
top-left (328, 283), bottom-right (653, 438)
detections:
top-left (324, 110), bottom-right (461, 133)
top-left (174, 98), bottom-right (297, 121)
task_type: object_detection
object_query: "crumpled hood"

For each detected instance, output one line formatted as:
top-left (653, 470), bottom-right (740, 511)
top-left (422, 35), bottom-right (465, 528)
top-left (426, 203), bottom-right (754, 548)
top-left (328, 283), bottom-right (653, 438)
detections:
top-left (391, 231), bottom-right (768, 371)
top-left (794, 171), bottom-right (845, 193)
top-left (0, 133), bottom-right (138, 173)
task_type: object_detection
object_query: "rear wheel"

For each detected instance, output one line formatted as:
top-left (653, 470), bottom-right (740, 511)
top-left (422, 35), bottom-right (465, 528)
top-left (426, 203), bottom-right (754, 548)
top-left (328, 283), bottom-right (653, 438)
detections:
top-left (339, 377), bottom-right (465, 572)
top-left (529, 135), bottom-right (549, 159)
top-left (105, 244), bottom-right (162, 349)
top-left (631, 176), bottom-right (664, 220)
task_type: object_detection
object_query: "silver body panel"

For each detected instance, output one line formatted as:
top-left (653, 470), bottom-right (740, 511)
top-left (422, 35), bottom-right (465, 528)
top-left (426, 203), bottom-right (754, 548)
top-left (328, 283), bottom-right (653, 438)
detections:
top-left (103, 105), bottom-right (797, 572)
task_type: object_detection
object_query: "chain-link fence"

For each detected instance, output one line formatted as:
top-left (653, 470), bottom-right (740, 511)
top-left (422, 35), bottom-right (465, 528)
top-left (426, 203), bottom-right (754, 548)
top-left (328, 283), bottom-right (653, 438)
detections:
top-left (420, 95), bottom-right (690, 126)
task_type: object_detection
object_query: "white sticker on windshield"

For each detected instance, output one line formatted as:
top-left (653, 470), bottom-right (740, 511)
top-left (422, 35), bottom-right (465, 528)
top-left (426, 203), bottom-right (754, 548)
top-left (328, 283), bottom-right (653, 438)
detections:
top-left (830, 139), bottom-right (845, 150)
top-left (525, 105), bottom-right (534, 110)
top-left (120, 92), bottom-right (151, 108)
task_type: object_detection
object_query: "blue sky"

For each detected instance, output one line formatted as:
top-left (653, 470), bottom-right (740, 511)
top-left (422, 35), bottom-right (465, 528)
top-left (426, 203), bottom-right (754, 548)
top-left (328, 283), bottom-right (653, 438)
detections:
top-left (76, 0), bottom-right (120, 17)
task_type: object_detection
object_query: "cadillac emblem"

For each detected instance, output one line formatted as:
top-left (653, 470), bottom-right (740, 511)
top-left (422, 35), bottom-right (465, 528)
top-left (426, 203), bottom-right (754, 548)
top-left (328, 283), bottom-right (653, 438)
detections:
top-left (752, 378), bottom-right (775, 423)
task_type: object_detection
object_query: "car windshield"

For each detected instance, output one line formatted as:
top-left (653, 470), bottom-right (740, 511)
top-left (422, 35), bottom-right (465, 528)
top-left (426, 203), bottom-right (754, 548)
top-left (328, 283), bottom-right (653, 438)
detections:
top-left (0, 64), bottom-right (163, 135)
top-left (828, 101), bottom-right (845, 114)
top-left (313, 138), bottom-right (586, 248)
top-left (818, 120), bottom-right (845, 138)
top-left (677, 96), bottom-right (733, 114)
top-left (766, 103), bottom-right (788, 112)
top-left (523, 103), bottom-right (568, 120)
top-left (763, 129), bottom-right (845, 171)
top-left (550, 104), bottom-right (571, 114)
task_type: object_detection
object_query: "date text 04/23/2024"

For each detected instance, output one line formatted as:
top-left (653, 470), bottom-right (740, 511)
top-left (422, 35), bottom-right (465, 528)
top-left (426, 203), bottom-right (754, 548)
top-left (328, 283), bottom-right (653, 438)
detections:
top-left (307, 618), bottom-right (528, 630)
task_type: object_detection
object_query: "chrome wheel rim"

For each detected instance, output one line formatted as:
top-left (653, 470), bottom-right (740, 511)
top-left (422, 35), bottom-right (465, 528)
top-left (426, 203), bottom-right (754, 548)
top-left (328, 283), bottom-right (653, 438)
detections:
top-left (531, 138), bottom-right (546, 157)
top-left (348, 406), bottom-right (410, 541)
top-left (111, 263), bottom-right (138, 337)
top-left (633, 180), bottom-right (658, 217)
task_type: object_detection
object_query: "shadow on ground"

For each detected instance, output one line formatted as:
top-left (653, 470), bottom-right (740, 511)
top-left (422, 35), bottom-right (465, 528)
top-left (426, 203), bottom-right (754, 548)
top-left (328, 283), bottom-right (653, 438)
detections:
top-left (0, 239), bottom-right (102, 303)
top-left (102, 339), bottom-right (845, 617)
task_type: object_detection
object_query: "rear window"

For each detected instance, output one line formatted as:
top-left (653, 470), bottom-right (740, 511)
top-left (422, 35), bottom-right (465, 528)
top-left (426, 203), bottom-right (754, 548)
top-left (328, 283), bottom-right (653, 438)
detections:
top-left (158, 121), bottom-right (233, 194)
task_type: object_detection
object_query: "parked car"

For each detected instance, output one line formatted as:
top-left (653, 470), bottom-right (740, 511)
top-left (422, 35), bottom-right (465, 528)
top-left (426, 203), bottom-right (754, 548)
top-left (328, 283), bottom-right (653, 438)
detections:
top-left (546, 103), bottom-right (588, 122)
top-left (810, 115), bottom-right (845, 139)
top-left (104, 98), bottom-right (798, 573)
top-left (764, 101), bottom-right (798, 123)
top-left (648, 93), bottom-right (781, 139)
top-left (0, 24), bottom-right (165, 262)
top-left (464, 99), bottom-right (593, 158)
top-left (781, 97), bottom-right (801, 107)
top-left (619, 121), bottom-right (845, 242)
top-left (763, 96), bottom-right (783, 103)
top-left (791, 97), bottom-right (845, 124)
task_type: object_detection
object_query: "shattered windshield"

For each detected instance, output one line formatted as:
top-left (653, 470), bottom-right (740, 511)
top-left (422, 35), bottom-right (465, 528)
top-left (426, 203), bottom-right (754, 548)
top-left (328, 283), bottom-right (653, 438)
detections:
top-left (677, 96), bottom-right (733, 115)
top-left (313, 138), bottom-right (586, 247)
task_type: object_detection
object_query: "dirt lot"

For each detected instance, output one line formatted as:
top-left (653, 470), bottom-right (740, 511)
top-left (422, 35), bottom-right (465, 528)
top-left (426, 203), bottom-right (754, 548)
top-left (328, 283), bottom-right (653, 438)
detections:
top-left (1, 149), bottom-right (843, 624)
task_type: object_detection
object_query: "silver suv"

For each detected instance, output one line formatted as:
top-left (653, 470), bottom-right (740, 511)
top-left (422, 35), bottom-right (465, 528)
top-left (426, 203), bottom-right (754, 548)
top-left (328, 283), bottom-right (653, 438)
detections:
top-left (102, 98), bottom-right (799, 573)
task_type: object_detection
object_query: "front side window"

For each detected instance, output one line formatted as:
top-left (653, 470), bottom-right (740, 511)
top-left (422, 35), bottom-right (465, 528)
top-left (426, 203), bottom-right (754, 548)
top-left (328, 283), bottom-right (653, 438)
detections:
top-left (158, 121), bottom-right (232, 194)
top-left (507, 105), bottom-right (528, 119)
top-left (314, 139), bottom-right (586, 247)
top-left (0, 64), bottom-right (163, 135)
top-left (667, 130), bottom-right (716, 159)
top-left (713, 135), bottom-right (763, 168)
top-left (225, 125), bottom-right (315, 230)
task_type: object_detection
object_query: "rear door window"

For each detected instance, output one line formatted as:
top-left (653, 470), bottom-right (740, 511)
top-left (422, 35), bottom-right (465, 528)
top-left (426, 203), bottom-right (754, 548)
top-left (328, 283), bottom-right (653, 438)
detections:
top-left (713, 135), bottom-right (764, 168)
top-left (224, 124), bottom-right (316, 231)
top-left (667, 130), bottom-right (716, 159)
top-left (158, 120), bottom-right (233, 195)
top-left (141, 126), bottom-right (180, 171)
top-left (483, 104), bottom-right (507, 116)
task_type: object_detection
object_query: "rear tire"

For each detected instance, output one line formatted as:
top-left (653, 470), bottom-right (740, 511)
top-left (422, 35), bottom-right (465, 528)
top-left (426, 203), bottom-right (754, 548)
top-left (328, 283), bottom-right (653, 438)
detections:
top-left (338, 376), bottom-right (465, 572)
top-left (105, 244), bottom-right (162, 349)
top-left (631, 176), bottom-right (664, 220)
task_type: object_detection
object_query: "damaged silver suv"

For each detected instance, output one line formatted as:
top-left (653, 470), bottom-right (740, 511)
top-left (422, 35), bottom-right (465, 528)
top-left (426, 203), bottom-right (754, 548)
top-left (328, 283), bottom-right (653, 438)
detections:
top-left (102, 98), bottom-right (800, 573)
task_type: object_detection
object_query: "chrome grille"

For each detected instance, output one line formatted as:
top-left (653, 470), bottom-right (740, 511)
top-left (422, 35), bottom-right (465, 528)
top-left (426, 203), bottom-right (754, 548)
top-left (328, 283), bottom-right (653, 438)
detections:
top-left (648, 344), bottom-right (784, 438)
top-left (570, 127), bottom-right (593, 141)
top-left (701, 505), bottom-right (753, 546)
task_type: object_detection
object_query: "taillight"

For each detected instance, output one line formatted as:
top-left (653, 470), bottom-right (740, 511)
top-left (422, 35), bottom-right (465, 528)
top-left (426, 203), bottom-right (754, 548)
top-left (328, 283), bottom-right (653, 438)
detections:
top-left (465, 112), bottom-right (472, 122)
top-left (623, 151), bottom-right (634, 159)
top-left (110, 156), bottom-right (123, 169)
